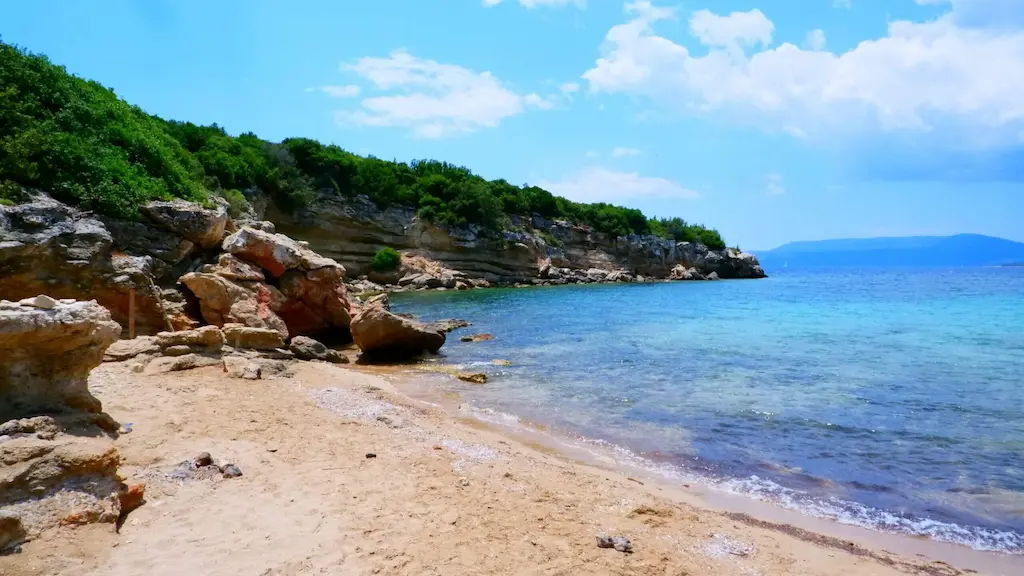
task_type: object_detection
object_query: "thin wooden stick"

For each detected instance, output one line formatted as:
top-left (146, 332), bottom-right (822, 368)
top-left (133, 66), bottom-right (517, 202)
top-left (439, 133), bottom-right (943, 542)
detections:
top-left (128, 288), bottom-right (136, 339)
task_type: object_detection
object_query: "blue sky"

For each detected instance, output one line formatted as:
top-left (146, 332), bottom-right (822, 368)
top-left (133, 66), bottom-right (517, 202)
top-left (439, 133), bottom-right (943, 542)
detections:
top-left (3, 0), bottom-right (1023, 249)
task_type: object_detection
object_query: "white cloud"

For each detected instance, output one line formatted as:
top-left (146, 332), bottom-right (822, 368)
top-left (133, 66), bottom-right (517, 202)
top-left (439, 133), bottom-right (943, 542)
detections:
top-left (560, 82), bottom-right (580, 94)
top-left (582, 4), bottom-right (1024, 151)
top-left (612, 146), bottom-right (641, 157)
top-left (689, 9), bottom-right (774, 48)
top-left (766, 173), bottom-right (785, 196)
top-left (318, 85), bottom-right (361, 98)
top-left (803, 29), bottom-right (826, 51)
top-left (539, 166), bottom-right (698, 203)
top-left (484, 0), bottom-right (585, 8)
top-left (833, 0), bottom-right (852, 8)
top-left (337, 50), bottom-right (551, 138)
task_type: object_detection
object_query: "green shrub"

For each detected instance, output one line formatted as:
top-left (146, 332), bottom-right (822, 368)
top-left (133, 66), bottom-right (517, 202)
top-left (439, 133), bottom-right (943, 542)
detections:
top-left (370, 247), bottom-right (401, 271)
top-left (217, 188), bottom-right (250, 219)
top-left (0, 39), bottom-right (730, 248)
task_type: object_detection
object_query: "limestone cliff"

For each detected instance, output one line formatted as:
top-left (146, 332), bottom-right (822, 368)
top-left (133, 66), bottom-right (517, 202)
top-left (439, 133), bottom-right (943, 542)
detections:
top-left (268, 193), bottom-right (766, 282)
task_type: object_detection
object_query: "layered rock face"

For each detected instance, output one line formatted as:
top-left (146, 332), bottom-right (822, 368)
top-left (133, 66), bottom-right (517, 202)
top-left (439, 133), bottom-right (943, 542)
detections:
top-left (0, 299), bottom-right (121, 420)
top-left (0, 299), bottom-right (140, 552)
top-left (0, 195), bottom-right (173, 336)
top-left (269, 193), bottom-right (766, 282)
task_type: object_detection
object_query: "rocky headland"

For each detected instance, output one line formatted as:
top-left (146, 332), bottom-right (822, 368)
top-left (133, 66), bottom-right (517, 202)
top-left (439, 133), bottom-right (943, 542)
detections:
top-left (1, 190), bottom-right (764, 341)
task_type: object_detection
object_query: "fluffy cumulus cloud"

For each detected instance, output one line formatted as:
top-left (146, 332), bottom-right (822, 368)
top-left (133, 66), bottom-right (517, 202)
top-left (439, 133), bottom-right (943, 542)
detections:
top-left (689, 9), bottom-right (774, 48)
top-left (539, 166), bottom-right (698, 203)
top-left (583, 1), bottom-right (1024, 164)
top-left (337, 50), bottom-right (552, 138)
top-left (484, 0), bottom-right (585, 8)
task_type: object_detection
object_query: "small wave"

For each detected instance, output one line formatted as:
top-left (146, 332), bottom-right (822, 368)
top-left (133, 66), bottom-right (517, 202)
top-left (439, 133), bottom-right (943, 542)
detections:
top-left (716, 475), bottom-right (1024, 554)
top-left (474, 408), bottom-right (1024, 555)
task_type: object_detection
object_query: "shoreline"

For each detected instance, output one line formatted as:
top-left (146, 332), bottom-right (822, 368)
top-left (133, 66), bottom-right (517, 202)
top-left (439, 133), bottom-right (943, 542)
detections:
top-left (5, 360), bottom-right (1020, 575)
top-left (357, 364), bottom-right (1022, 575)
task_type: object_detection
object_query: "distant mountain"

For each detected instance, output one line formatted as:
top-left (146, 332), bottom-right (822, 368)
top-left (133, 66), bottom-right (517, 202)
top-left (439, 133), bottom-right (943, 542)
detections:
top-left (752, 234), bottom-right (1024, 269)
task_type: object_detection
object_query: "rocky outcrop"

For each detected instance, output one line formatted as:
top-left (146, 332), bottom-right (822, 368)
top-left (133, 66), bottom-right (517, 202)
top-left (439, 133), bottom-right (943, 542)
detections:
top-left (179, 272), bottom-right (289, 337)
top-left (1, 193), bottom-right (357, 339)
top-left (0, 299), bottom-right (120, 420)
top-left (0, 298), bottom-right (144, 548)
top-left (269, 193), bottom-right (765, 283)
top-left (140, 199), bottom-right (229, 249)
top-left (350, 306), bottom-right (446, 358)
top-left (0, 194), bottom-right (171, 336)
top-left (222, 227), bottom-right (341, 278)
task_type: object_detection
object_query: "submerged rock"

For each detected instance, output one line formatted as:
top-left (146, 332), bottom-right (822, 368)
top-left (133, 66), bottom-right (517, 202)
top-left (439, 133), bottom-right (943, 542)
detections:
top-left (432, 319), bottom-right (471, 333)
top-left (457, 373), bottom-right (488, 384)
top-left (350, 306), bottom-right (445, 359)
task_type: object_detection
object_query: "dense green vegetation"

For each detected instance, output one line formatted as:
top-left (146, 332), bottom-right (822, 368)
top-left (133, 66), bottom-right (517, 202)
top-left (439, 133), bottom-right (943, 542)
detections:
top-left (370, 247), bottom-right (401, 271)
top-left (0, 41), bottom-right (726, 249)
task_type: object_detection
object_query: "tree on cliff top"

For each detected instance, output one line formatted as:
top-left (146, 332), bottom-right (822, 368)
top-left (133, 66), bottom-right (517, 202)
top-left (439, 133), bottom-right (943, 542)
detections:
top-left (0, 40), bottom-right (728, 248)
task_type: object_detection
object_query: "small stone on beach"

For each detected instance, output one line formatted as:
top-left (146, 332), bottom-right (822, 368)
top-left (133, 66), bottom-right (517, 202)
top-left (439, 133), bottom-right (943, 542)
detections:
top-left (221, 464), bottom-right (243, 478)
top-left (365, 452), bottom-right (377, 459)
top-left (596, 535), bottom-right (633, 553)
top-left (195, 452), bottom-right (213, 467)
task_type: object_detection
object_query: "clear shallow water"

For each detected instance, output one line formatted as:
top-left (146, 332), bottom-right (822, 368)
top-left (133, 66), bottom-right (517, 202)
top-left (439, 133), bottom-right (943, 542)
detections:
top-left (391, 268), bottom-right (1024, 553)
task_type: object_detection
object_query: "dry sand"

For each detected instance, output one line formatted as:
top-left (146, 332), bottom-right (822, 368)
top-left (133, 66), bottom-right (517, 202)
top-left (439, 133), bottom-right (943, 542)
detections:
top-left (1, 360), bottom-right (1019, 576)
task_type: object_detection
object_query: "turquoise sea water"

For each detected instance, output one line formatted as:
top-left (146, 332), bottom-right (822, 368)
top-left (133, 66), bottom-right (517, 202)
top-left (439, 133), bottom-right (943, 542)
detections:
top-left (390, 268), bottom-right (1024, 553)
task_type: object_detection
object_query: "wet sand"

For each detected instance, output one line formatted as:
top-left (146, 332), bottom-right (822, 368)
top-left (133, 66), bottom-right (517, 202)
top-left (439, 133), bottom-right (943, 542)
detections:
top-left (2, 360), bottom-right (1019, 575)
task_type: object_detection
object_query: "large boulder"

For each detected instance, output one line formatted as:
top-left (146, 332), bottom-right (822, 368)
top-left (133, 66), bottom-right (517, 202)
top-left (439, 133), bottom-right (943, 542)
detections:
top-left (0, 299), bottom-right (120, 420)
top-left (141, 199), bottom-right (229, 249)
top-left (178, 273), bottom-right (289, 338)
top-left (275, 267), bottom-right (353, 337)
top-left (221, 227), bottom-right (342, 278)
top-left (350, 306), bottom-right (445, 358)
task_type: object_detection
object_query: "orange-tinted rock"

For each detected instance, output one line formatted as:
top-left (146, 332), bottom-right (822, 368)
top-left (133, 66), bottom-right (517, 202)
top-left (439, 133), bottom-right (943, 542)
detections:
top-left (117, 483), bottom-right (145, 515)
top-left (350, 305), bottom-right (445, 358)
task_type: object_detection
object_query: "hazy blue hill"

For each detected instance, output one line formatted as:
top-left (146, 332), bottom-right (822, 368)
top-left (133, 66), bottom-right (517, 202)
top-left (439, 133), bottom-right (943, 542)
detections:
top-left (753, 234), bottom-right (1024, 269)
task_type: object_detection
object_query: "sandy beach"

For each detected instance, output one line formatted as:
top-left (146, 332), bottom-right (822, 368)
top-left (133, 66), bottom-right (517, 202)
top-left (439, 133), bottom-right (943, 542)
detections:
top-left (1, 360), bottom-right (1019, 576)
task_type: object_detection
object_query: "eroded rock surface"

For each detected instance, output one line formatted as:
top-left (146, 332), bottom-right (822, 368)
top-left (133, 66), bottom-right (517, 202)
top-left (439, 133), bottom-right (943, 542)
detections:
top-left (0, 299), bottom-right (120, 420)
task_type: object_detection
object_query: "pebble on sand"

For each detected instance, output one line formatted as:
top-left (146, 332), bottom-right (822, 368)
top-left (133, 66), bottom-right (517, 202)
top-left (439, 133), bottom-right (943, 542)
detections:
top-left (596, 535), bottom-right (634, 553)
